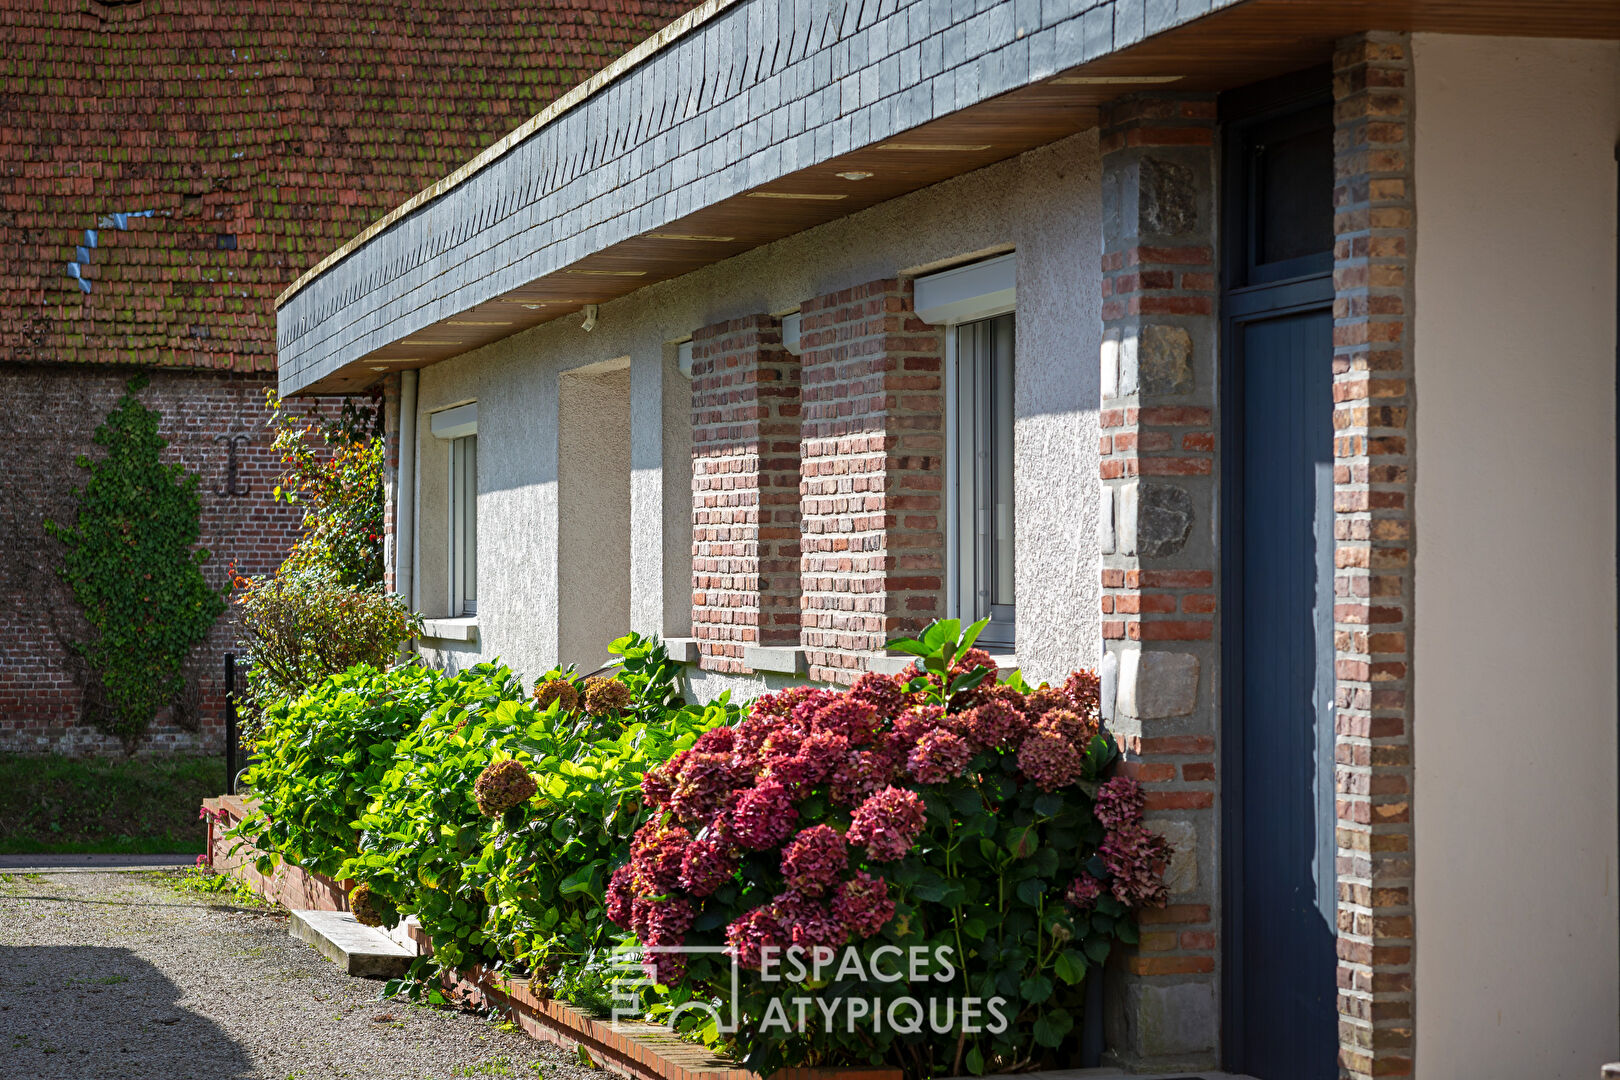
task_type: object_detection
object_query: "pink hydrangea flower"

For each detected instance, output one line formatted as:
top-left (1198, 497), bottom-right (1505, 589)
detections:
top-left (606, 863), bottom-right (636, 927)
top-left (725, 906), bottom-right (786, 970)
top-left (679, 829), bottom-right (740, 896)
top-left (891, 704), bottom-right (947, 748)
top-left (630, 894), bottom-right (694, 945)
top-left (769, 889), bottom-right (848, 952)
top-left (794, 730), bottom-right (851, 784)
top-left (1016, 729), bottom-right (1086, 792)
top-left (628, 821), bottom-right (691, 893)
top-left (907, 728), bottom-right (975, 784)
top-left (848, 785), bottom-right (927, 862)
top-left (808, 697), bottom-right (881, 746)
top-left (692, 725), bottom-right (736, 756)
top-left (1093, 775), bottom-right (1145, 829)
top-left (828, 744), bottom-right (902, 806)
top-left (1023, 686), bottom-right (1068, 721)
top-left (1063, 873), bottom-right (1105, 912)
top-left (1100, 823), bottom-right (1171, 909)
top-left (728, 779), bottom-right (799, 850)
top-left (779, 824), bottom-right (849, 897)
top-left (640, 749), bottom-right (688, 810)
top-left (831, 871), bottom-right (895, 938)
top-left (849, 671), bottom-right (910, 720)
top-left (669, 751), bottom-right (745, 825)
top-left (963, 697), bottom-right (1029, 752)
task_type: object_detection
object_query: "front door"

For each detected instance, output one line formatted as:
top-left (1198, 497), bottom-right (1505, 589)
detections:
top-left (1219, 73), bottom-right (1339, 1080)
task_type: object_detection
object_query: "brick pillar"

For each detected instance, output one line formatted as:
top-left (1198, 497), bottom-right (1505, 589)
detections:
top-left (798, 279), bottom-right (944, 685)
top-left (1331, 32), bottom-right (1416, 1080)
top-left (689, 315), bottom-right (802, 674)
top-left (1095, 94), bottom-right (1220, 1069)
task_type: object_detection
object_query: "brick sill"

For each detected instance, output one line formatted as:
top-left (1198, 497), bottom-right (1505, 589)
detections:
top-left (205, 796), bottom-right (899, 1080)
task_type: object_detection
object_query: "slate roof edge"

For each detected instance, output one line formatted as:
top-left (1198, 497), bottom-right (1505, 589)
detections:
top-left (274, 0), bottom-right (743, 310)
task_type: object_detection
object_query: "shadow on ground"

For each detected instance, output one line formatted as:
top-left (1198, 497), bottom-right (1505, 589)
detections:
top-left (0, 945), bottom-right (254, 1079)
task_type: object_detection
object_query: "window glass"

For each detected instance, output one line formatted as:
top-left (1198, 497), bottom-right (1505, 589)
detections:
top-left (450, 434), bottom-right (477, 616)
top-left (955, 313), bottom-right (1016, 648)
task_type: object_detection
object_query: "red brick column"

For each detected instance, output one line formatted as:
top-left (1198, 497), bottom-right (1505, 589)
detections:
top-left (1096, 94), bottom-right (1220, 1068)
top-left (689, 315), bottom-right (801, 674)
top-left (797, 279), bottom-right (944, 685)
top-left (1331, 32), bottom-right (1416, 1080)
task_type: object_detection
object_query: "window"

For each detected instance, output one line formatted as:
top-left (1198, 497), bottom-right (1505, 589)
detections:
top-left (430, 401), bottom-right (478, 619)
top-left (449, 434), bottom-right (477, 616)
top-left (954, 313), bottom-right (1016, 648)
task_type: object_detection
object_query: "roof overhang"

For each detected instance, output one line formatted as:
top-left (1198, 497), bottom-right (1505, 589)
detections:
top-left (275, 0), bottom-right (1620, 395)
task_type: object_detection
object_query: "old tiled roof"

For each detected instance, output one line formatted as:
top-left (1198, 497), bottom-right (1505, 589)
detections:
top-left (0, 0), bottom-right (693, 372)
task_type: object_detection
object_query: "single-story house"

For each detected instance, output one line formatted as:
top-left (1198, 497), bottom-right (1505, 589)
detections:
top-left (273, 1), bottom-right (1620, 1076)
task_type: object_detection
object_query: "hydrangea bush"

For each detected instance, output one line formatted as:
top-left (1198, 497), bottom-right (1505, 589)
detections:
top-left (608, 619), bottom-right (1169, 1077)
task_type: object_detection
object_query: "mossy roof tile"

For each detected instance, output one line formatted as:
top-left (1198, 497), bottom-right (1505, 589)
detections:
top-left (2, 0), bottom-right (695, 371)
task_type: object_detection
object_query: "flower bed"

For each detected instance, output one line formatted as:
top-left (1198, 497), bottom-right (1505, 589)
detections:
top-left (219, 622), bottom-right (1170, 1078)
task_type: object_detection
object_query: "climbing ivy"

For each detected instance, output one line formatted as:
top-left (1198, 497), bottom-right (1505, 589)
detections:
top-left (46, 375), bottom-right (229, 744)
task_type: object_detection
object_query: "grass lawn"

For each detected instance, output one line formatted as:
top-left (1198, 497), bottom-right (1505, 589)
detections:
top-left (0, 754), bottom-right (224, 854)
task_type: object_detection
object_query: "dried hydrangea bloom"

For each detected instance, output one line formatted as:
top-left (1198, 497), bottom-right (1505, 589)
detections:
top-left (532, 677), bottom-right (580, 713)
top-left (963, 697), bottom-right (1030, 752)
top-left (1063, 669), bottom-right (1102, 717)
top-left (1016, 729), bottom-right (1086, 792)
top-left (1100, 823), bottom-right (1172, 909)
top-left (832, 872), bottom-right (896, 938)
top-left (473, 759), bottom-right (538, 816)
top-left (847, 785), bottom-right (927, 862)
top-left (1037, 706), bottom-right (1100, 749)
top-left (1063, 873), bottom-right (1105, 912)
top-left (582, 675), bottom-right (632, 714)
top-left (1093, 775), bottom-right (1146, 829)
top-left (1023, 686), bottom-right (1069, 721)
top-left (907, 728), bottom-right (975, 784)
top-left (728, 778), bottom-right (799, 851)
top-left (692, 725), bottom-right (736, 756)
top-left (779, 824), bottom-right (849, 897)
top-left (347, 883), bottom-right (392, 928)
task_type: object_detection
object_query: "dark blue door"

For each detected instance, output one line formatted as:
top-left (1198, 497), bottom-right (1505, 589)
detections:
top-left (1232, 308), bottom-right (1338, 1079)
top-left (1219, 76), bottom-right (1338, 1079)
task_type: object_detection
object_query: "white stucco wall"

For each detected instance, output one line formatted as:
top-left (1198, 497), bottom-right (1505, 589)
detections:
top-left (407, 130), bottom-right (1104, 692)
top-left (1412, 33), bottom-right (1620, 1078)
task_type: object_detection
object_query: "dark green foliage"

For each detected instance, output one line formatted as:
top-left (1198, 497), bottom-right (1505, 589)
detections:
top-left (46, 376), bottom-right (228, 744)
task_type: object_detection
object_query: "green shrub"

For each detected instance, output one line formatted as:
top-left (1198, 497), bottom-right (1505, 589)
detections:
top-left (231, 565), bottom-right (420, 739)
top-left (46, 375), bottom-right (228, 743)
top-left (231, 663), bottom-right (452, 877)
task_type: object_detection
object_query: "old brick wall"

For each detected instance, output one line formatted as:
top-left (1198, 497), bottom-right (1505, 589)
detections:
top-left (0, 364), bottom-right (329, 755)
top-left (798, 279), bottom-right (946, 685)
top-left (689, 315), bottom-right (801, 674)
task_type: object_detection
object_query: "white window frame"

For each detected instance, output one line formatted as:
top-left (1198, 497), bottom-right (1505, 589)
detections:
top-left (916, 254), bottom-right (1017, 649)
top-left (430, 403), bottom-right (478, 618)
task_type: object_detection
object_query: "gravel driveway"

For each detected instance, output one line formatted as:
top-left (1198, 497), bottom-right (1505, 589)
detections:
top-left (0, 869), bottom-right (599, 1080)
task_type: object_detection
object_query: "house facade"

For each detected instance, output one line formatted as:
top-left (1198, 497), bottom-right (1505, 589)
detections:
top-left (0, 0), bottom-right (691, 753)
top-left (274, 1), bottom-right (1620, 1076)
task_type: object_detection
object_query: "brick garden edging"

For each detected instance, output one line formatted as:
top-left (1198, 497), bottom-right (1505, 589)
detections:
top-left (203, 797), bottom-right (901, 1080)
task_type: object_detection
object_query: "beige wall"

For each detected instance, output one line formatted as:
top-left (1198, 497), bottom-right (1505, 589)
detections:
top-left (1413, 33), bottom-right (1620, 1078)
